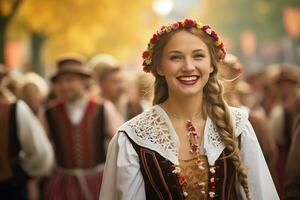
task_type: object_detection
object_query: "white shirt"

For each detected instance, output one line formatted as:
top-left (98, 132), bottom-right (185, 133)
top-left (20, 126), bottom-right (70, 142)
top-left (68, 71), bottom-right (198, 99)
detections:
top-left (65, 95), bottom-right (89, 125)
top-left (17, 100), bottom-right (54, 177)
top-left (65, 96), bottom-right (124, 138)
top-left (100, 105), bottom-right (279, 200)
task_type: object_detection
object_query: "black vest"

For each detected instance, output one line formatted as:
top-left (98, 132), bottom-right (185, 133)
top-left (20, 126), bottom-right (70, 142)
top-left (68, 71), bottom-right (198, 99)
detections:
top-left (125, 131), bottom-right (238, 200)
top-left (46, 98), bottom-right (107, 168)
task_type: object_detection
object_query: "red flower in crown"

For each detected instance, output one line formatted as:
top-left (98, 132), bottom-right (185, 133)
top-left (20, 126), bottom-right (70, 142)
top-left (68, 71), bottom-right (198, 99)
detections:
top-left (201, 25), bottom-right (210, 30)
top-left (211, 31), bottom-right (219, 41)
top-left (150, 34), bottom-right (159, 44)
top-left (172, 22), bottom-right (180, 30)
top-left (142, 19), bottom-right (226, 72)
top-left (143, 64), bottom-right (150, 73)
top-left (184, 19), bottom-right (196, 28)
top-left (142, 51), bottom-right (151, 59)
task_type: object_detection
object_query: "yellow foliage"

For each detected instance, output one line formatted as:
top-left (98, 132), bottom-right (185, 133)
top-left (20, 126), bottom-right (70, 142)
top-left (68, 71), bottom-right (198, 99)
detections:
top-left (0, 0), bottom-right (13, 17)
top-left (8, 0), bottom-right (161, 67)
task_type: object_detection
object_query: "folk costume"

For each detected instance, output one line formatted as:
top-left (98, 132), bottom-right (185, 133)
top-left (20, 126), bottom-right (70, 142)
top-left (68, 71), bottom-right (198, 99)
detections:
top-left (43, 55), bottom-right (123, 200)
top-left (100, 105), bottom-right (279, 200)
top-left (100, 19), bottom-right (278, 200)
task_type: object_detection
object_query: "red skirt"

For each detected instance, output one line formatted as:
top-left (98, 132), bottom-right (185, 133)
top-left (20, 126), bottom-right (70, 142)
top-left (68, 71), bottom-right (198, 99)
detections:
top-left (43, 171), bottom-right (103, 200)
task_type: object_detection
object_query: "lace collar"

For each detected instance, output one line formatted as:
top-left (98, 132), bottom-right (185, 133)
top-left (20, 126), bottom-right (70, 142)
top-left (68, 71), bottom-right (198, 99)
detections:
top-left (119, 105), bottom-right (248, 166)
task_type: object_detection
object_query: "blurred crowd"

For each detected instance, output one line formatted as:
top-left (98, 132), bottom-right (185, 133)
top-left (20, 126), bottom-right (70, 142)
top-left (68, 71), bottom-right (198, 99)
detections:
top-left (0, 54), bottom-right (154, 200)
top-left (0, 51), bottom-right (299, 199)
top-left (219, 55), bottom-right (300, 199)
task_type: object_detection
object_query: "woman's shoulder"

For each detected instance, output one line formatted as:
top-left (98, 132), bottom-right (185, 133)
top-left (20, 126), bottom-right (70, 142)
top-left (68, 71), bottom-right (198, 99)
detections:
top-left (116, 105), bottom-right (179, 165)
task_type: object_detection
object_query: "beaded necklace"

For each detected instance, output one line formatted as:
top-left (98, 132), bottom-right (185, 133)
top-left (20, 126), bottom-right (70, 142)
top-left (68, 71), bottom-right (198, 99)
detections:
top-left (170, 119), bottom-right (217, 199)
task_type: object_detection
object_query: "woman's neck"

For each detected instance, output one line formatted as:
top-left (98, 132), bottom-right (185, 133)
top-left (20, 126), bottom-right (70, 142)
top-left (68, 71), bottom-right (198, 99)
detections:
top-left (162, 93), bottom-right (204, 121)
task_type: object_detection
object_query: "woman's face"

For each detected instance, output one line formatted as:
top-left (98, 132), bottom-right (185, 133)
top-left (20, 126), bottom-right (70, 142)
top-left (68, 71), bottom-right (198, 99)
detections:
top-left (159, 30), bottom-right (213, 98)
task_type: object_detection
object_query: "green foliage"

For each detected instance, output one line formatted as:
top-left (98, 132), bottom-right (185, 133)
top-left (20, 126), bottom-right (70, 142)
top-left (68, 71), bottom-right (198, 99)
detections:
top-left (199, 0), bottom-right (300, 43)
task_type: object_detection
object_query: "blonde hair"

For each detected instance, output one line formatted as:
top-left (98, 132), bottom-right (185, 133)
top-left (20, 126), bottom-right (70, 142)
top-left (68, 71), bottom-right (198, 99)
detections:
top-left (149, 28), bottom-right (250, 199)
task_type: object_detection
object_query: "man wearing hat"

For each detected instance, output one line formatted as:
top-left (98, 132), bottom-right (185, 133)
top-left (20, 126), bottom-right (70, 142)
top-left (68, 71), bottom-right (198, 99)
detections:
top-left (0, 63), bottom-right (54, 199)
top-left (43, 54), bottom-right (122, 200)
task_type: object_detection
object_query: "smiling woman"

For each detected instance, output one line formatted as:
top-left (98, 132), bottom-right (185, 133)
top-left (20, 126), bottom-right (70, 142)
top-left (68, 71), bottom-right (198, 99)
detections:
top-left (158, 30), bottom-right (213, 98)
top-left (99, 19), bottom-right (279, 200)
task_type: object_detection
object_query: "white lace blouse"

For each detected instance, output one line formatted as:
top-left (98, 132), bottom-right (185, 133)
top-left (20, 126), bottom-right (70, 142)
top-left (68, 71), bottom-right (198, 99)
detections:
top-left (100, 105), bottom-right (279, 200)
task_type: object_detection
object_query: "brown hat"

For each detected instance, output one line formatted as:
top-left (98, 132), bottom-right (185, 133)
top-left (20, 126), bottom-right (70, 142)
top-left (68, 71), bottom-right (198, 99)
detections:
top-left (51, 54), bottom-right (92, 82)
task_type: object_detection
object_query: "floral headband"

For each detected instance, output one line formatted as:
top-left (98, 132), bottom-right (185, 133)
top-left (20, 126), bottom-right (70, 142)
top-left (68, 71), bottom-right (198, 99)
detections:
top-left (142, 19), bottom-right (226, 72)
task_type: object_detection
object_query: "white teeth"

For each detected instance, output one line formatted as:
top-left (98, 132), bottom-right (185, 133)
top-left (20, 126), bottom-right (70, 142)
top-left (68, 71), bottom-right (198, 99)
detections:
top-left (178, 76), bottom-right (198, 81)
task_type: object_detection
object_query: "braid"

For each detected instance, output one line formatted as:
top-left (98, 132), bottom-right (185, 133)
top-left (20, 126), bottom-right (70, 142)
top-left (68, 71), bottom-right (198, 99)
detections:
top-left (148, 26), bottom-right (251, 198)
top-left (204, 71), bottom-right (250, 199)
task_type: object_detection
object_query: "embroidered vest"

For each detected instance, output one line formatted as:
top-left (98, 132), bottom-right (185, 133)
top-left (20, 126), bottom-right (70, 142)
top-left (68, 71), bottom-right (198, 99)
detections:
top-left (46, 98), bottom-right (106, 169)
top-left (126, 132), bottom-right (238, 200)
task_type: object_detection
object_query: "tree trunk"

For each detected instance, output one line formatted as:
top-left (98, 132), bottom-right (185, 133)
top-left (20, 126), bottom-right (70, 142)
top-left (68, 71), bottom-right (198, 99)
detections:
top-left (31, 32), bottom-right (45, 76)
top-left (0, 20), bottom-right (7, 64)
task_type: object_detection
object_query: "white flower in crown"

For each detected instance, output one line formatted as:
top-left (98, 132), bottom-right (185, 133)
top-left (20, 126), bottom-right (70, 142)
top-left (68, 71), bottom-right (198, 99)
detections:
top-left (157, 28), bottom-right (164, 35)
top-left (209, 191), bottom-right (216, 197)
top-left (210, 177), bottom-right (215, 183)
top-left (206, 28), bottom-right (212, 35)
top-left (145, 58), bottom-right (152, 65)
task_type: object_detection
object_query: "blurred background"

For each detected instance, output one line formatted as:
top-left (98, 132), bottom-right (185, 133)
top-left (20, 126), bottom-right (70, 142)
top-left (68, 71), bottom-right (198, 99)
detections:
top-left (1, 0), bottom-right (299, 75)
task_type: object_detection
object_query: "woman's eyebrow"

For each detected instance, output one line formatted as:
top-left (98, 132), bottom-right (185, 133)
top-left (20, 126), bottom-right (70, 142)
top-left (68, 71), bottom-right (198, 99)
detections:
top-left (192, 49), bottom-right (205, 53)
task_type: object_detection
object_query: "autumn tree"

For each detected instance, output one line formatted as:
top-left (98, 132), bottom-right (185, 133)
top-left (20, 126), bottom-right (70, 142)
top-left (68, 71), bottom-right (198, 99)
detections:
top-left (7, 0), bottom-right (160, 74)
top-left (0, 0), bottom-right (22, 64)
top-left (198, 0), bottom-right (300, 44)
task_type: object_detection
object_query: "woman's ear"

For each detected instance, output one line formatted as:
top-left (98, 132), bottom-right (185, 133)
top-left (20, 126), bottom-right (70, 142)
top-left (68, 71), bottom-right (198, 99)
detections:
top-left (209, 66), bottom-right (214, 74)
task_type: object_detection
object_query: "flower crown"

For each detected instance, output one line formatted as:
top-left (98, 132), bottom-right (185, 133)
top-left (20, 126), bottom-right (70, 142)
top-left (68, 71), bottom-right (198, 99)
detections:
top-left (142, 19), bottom-right (226, 72)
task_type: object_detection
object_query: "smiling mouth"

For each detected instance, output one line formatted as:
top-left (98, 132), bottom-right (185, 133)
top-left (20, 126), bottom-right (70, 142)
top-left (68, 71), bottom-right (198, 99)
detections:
top-left (176, 75), bottom-right (200, 85)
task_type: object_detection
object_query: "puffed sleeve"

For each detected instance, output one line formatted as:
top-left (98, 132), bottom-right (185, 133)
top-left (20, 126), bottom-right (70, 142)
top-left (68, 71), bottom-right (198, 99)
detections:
top-left (17, 100), bottom-right (54, 177)
top-left (239, 119), bottom-right (279, 200)
top-left (100, 131), bottom-right (145, 200)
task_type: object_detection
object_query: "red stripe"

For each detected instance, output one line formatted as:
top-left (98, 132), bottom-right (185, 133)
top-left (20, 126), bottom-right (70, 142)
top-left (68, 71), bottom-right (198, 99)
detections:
top-left (56, 104), bottom-right (75, 167)
top-left (80, 99), bottom-right (97, 167)
top-left (141, 149), bottom-right (164, 200)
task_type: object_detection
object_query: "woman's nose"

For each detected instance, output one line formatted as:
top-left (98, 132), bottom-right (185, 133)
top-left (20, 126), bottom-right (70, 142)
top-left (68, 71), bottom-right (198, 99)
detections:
top-left (181, 58), bottom-right (195, 72)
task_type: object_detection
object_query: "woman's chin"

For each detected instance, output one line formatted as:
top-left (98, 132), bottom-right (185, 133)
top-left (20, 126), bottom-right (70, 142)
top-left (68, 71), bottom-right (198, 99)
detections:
top-left (174, 87), bottom-right (202, 98)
